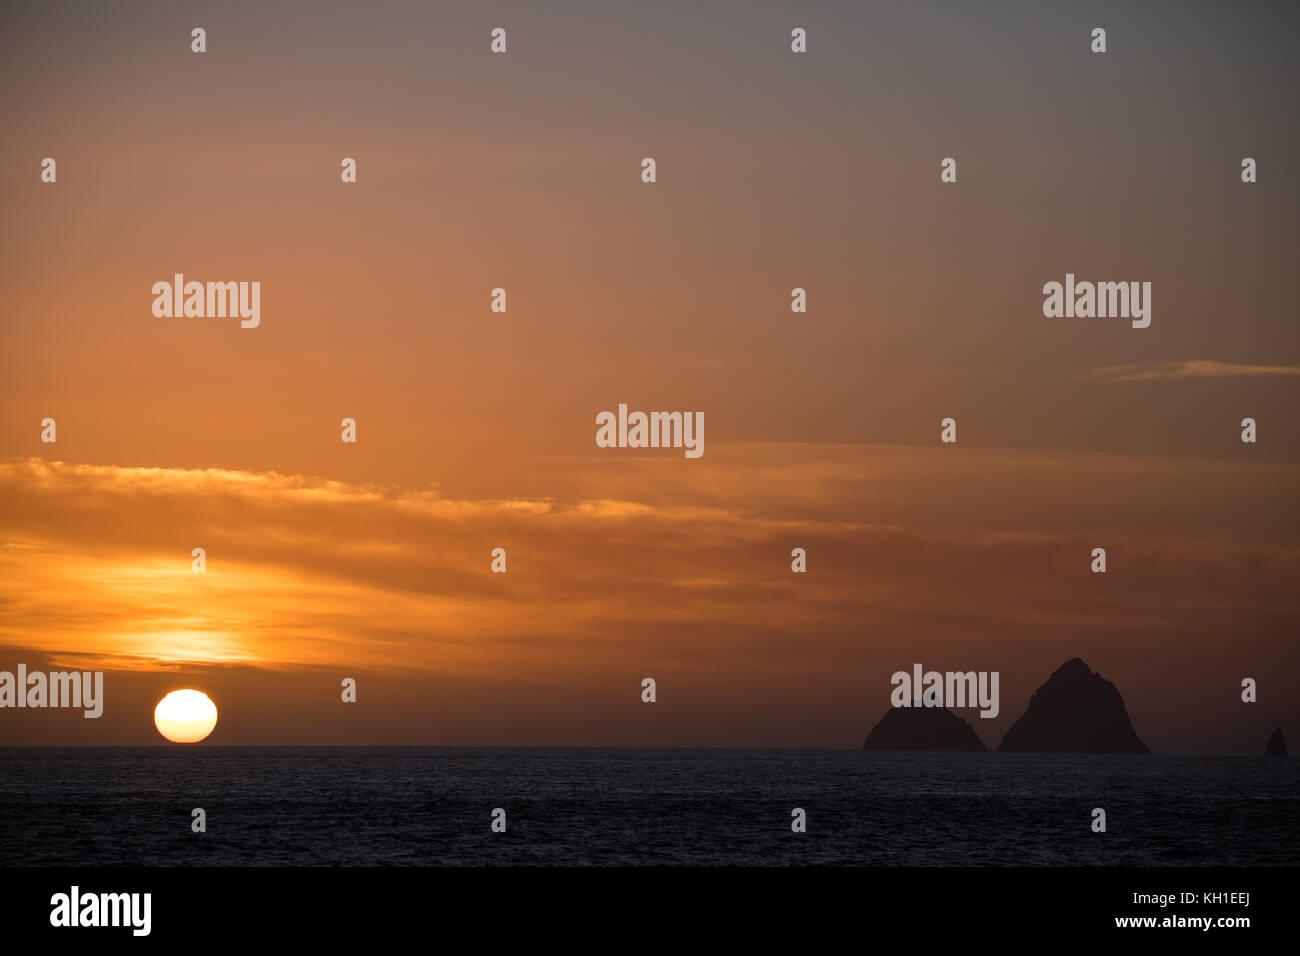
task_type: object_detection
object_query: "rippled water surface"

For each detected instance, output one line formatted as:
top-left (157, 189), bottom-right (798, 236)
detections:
top-left (1, 748), bottom-right (1295, 866)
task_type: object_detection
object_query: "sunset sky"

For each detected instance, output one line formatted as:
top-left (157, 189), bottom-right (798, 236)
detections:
top-left (1, 1), bottom-right (1296, 752)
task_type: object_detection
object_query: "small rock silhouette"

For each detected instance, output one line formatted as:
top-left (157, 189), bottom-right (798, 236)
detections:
top-left (1265, 727), bottom-right (1287, 758)
top-left (863, 705), bottom-right (986, 751)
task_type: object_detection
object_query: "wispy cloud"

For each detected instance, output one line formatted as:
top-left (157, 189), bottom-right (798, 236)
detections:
top-left (1, 455), bottom-right (1298, 749)
top-left (1084, 360), bottom-right (1300, 383)
top-left (1, 454), bottom-right (1296, 682)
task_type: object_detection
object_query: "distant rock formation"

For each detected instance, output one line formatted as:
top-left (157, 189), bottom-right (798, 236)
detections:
top-left (1266, 727), bottom-right (1287, 758)
top-left (997, 658), bottom-right (1148, 754)
top-left (862, 705), bottom-right (987, 751)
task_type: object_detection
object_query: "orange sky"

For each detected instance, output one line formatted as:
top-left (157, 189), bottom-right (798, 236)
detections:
top-left (1, 1), bottom-right (1296, 751)
top-left (1, 446), bottom-right (1296, 752)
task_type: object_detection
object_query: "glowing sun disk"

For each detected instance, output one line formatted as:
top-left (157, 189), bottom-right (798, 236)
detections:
top-left (154, 689), bottom-right (218, 743)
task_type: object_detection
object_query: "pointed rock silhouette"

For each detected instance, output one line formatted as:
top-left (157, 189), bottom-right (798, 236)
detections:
top-left (1265, 727), bottom-right (1287, 758)
top-left (862, 705), bottom-right (987, 751)
top-left (997, 658), bottom-right (1148, 754)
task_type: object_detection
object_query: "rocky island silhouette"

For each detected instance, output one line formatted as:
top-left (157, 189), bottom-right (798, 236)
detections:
top-left (862, 703), bottom-right (986, 751)
top-left (863, 658), bottom-right (1149, 753)
top-left (998, 658), bottom-right (1148, 754)
top-left (1265, 727), bottom-right (1287, 758)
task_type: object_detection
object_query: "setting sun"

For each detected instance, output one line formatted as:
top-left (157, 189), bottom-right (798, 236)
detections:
top-left (153, 689), bottom-right (219, 743)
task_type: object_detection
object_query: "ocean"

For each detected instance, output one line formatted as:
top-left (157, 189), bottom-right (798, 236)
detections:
top-left (1, 747), bottom-right (1295, 866)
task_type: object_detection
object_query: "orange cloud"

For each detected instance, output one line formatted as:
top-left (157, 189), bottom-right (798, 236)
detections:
top-left (1, 450), bottom-right (1297, 750)
top-left (2, 451), bottom-right (1296, 677)
top-left (1085, 360), bottom-right (1300, 382)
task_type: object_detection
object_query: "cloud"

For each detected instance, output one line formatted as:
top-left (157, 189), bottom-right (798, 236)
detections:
top-left (1084, 360), bottom-right (1300, 382)
top-left (2, 454), bottom-right (1297, 686)
top-left (1, 454), bottom-right (1298, 749)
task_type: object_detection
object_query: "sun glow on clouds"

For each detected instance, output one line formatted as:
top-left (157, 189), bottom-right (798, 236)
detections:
top-left (0, 541), bottom-right (513, 672)
top-left (0, 455), bottom-right (1297, 687)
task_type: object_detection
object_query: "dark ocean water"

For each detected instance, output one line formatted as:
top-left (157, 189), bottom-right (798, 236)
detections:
top-left (0, 748), bottom-right (1295, 866)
